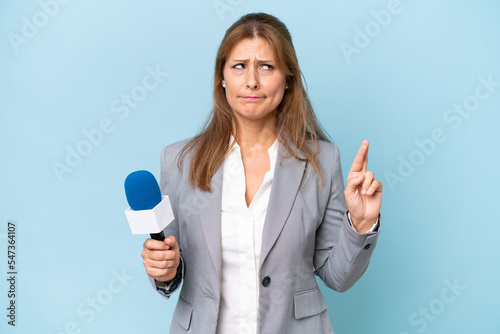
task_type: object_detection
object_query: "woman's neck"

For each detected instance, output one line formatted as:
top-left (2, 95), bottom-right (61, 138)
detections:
top-left (232, 117), bottom-right (277, 152)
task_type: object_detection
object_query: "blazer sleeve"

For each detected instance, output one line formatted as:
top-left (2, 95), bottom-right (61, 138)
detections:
top-left (147, 144), bottom-right (185, 299)
top-left (313, 143), bottom-right (381, 292)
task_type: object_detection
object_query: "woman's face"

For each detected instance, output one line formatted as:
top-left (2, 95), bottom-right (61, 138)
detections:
top-left (222, 37), bottom-right (287, 125)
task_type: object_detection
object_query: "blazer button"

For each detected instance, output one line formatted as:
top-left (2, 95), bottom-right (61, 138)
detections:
top-left (262, 276), bottom-right (271, 287)
top-left (364, 244), bottom-right (371, 250)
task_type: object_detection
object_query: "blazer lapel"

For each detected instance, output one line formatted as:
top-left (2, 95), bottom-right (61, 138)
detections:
top-left (196, 166), bottom-right (223, 280)
top-left (195, 142), bottom-right (308, 276)
top-left (259, 143), bottom-right (307, 271)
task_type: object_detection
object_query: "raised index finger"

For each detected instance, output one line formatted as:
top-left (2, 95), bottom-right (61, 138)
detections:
top-left (349, 140), bottom-right (369, 173)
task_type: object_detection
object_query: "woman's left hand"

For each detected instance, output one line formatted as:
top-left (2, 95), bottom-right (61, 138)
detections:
top-left (344, 140), bottom-right (383, 233)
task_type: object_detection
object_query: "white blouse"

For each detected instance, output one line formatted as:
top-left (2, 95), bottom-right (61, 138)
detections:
top-left (216, 137), bottom-right (278, 334)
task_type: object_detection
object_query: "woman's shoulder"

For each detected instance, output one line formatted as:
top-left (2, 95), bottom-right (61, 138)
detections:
top-left (316, 139), bottom-right (339, 150)
top-left (160, 137), bottom-right (195, 169)
top-left (314, 139), bottom-right (340, 160)
top-left (162, 137), bottom-right (193, 155)
top-left (281, 138), bottom-right (340, 164)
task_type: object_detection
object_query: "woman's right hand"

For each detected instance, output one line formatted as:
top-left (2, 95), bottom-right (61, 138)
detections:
top-left (141, 236), bottom-right (180, 283)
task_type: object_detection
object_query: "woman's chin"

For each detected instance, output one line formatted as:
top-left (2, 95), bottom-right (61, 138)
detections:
top-left (234, 110), bottom-right (276, 123)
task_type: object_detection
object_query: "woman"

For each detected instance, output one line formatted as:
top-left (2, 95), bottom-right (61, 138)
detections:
top-left (141, 12), bottom-right (382, 334)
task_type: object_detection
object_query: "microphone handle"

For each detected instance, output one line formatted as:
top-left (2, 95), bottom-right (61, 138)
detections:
top-left (150, 230), bottom-right (166, 241)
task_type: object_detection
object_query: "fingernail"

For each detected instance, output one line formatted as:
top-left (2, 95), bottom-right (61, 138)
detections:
top-left (165, 245), bottom-right (170, 250)
top-left (361, 189), bottom-right (366, 195)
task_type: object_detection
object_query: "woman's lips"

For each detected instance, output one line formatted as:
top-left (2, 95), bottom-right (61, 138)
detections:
top-left (242, 96), bottom-right (262, 100)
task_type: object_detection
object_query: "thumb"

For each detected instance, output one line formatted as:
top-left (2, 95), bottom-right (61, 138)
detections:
top-left (164, 235), bottom-right (178, 250)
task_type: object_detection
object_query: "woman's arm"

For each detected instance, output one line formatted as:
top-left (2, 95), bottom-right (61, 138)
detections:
top-left (143, 144), bottom-right (185, 299)
top-left (313, 143), bottom-right (381, 292)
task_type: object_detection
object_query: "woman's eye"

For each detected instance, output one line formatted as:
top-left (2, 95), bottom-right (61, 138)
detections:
top-left (261, 64), bottom-right (274, 70)
top-left (233, 64), bottom-right (244, 69)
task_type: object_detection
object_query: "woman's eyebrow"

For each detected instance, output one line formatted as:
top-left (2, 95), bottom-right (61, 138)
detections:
top-left (229, 58), bottom-right (276, 63)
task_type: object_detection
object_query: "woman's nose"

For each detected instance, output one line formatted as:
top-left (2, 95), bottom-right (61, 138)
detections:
top-left (246, 69), bottom-right (259, 89)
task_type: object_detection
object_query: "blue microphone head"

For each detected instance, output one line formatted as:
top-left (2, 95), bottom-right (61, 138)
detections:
top-left (124, 170), bottom-right (162, 210)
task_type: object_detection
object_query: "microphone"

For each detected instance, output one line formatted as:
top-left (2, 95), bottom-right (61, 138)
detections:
top-left (124, 170), bottom-right (174, 241)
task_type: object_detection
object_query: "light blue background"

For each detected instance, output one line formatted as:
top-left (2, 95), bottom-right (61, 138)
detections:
top-left (1, 0), bottom-right (499, 333)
